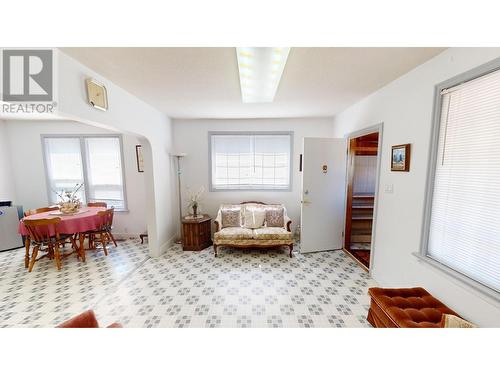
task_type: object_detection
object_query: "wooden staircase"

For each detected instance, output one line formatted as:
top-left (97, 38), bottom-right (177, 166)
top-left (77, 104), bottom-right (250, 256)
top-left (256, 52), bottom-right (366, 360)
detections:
top-left (350, 195), bottom-right (374, 245)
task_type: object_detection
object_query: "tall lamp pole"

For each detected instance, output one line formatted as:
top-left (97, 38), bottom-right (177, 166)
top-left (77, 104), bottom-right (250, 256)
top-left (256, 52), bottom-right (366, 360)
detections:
top-left (172, 153), bottom-right (187, 244)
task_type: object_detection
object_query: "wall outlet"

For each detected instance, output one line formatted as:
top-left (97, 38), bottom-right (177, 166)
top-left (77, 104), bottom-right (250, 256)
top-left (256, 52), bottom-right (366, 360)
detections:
top-left (385, 184), bottom-right (394, 194)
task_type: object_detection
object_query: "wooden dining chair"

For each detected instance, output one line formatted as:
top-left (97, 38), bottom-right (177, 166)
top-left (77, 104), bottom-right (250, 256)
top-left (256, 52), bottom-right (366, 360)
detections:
top-left (87, 202), bottom-right (108, 208)
top-left (84, 208), bottom-right (117, 256)
top-left (23, 206), bottom-right (59, 217)
top-left (22, 217), bottom-right (78, 272)
top-left (22, 206), bottom-right (60, 267)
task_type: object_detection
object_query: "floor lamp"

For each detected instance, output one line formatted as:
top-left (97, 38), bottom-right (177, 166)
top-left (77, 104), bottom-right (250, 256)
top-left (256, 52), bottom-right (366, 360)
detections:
top-left (171, 152), bottom-right (187, 244)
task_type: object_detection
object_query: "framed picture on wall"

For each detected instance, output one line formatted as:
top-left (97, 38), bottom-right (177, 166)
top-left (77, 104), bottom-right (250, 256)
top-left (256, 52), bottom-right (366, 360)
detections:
top-left (391, 144), bottom-right (411, 172)
top-left (136, 145), bottom-right (144, 172)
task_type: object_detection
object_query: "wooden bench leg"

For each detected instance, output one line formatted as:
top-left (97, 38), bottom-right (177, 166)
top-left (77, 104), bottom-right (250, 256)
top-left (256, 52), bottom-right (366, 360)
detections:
top-left (214, 244), bottom-right (218, 257)
top-left (289, 244), bottom-right (293, 258)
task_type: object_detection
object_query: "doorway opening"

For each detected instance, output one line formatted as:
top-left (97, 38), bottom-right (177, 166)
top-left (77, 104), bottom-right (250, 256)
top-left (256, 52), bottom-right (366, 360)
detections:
top-left (344, 131), bottom-right (380, 270)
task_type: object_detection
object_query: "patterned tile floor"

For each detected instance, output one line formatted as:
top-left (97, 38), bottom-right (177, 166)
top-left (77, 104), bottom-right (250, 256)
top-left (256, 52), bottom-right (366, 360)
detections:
top-left (0, 239), bottom-right (377, 328)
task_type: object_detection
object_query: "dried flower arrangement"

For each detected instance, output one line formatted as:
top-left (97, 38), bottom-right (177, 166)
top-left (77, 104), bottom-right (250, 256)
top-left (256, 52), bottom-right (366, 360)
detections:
top-left (53, 183), bottom-right (84, 214)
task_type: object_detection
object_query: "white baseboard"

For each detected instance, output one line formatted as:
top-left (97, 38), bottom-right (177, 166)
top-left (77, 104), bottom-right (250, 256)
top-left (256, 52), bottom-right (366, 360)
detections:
top-left (159, 234), bottom-right (177, 255)
top-left (112, 232), bottom-right (176, 256)
top-left (112, 233), bottom-right (141, 240)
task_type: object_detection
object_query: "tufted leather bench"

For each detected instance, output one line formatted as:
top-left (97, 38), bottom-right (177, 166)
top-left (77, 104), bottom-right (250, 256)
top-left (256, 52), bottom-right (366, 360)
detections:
top-left (367, 287), bottom-right (460, 328)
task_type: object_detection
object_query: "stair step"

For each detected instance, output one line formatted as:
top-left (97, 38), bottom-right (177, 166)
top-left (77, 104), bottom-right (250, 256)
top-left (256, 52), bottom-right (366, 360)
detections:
top-left (352, 195), bottom-right (374, 200)
top-left (352, 215), bottom-right (373, 220)
top-left (351, 226), bottom-right (372, 234)
top-left (351, 234), bottom-right (372, 243)
top-left (352, 221), bottom-right (372, 230)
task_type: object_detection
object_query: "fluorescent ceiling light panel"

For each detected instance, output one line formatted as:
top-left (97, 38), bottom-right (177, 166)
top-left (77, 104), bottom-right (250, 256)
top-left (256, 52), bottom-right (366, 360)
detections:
top-left (236, 47), bottom-right (290, 103)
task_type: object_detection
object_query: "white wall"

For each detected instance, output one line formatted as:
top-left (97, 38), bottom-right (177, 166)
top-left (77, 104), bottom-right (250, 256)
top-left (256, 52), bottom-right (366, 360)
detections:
top-left (53, 50), bottom-right (178, 256)
top-left (3, 120), bottom-right (147, 236)
top-left (173, 117), bottom-right (334, 232)
top-left (0, 120), bottom-right (16, 202)
top-left (332, 47), bottom-right (500, 327)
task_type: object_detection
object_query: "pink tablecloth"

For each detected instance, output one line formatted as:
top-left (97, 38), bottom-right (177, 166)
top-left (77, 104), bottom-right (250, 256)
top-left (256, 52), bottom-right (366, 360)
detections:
top-left (19, 207), bottom-right (106, 236)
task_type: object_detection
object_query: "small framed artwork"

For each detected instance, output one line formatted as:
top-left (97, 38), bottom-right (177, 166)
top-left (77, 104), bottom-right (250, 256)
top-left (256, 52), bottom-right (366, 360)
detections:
top-left (391, 144), bottom-right (411, 172)
top-left (136, 145), bottom-right (144, 172)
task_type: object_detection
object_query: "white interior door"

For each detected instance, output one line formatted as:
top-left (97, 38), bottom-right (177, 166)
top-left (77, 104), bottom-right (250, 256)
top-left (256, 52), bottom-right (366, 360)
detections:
top-left (300, 138), bottom-right (347, 253)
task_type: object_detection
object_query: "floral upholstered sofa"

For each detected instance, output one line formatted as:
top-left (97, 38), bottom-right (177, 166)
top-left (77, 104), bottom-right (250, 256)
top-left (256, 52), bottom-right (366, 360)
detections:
top-left (213, 201), bottom-right (293, 257)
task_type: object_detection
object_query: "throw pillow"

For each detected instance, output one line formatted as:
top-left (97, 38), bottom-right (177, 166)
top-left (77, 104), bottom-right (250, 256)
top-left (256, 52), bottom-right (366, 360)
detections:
top-left (440, 314), bottom-right (476, 328)
top-left (221, 208), bottom-right (241, 228)
top-left (265, 207), bottom-right (285, 227)
top-left (242, 207), bottom-right (266, 229)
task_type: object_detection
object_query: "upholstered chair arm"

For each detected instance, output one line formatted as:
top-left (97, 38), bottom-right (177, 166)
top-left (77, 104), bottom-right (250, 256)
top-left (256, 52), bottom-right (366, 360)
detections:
top-left (214, 209), bottom-right (222, 232)
top-left (284, 215), bottom-right (292, 232)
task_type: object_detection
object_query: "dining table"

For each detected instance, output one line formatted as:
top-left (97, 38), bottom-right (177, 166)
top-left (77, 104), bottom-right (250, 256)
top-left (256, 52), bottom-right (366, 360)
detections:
top-left (19, 206), bottom-right (107, 264)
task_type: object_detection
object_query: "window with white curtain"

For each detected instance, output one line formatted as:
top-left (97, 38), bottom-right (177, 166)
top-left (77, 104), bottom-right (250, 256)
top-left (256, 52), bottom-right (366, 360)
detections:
top-left (209, 132), bottom-right (292, 190)
top-left (424, 65), bottom-right (500, 295)
top-left (43, 135), bottom-right (127, 210)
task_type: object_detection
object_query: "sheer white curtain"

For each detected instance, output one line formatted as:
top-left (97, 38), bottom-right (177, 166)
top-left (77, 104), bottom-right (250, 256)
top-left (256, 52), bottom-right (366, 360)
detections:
top-left (427, 68), bottom-right (500, 293)
top-left (211, 133), bottom-right (291, 190)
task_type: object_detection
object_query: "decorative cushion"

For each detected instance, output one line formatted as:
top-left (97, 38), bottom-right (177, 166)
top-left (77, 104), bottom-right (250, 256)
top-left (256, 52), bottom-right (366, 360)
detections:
top-left (265, 207), bottom-right (285, 227)
top-left (440, 314), bottom-right (476, 328)
top-left (214, 227), bottom-right (253, 241)
top-left (221, 207), bottom-right (241, 228)
top-left (367, 287), bottom-right (460, 328)
top-left (242, 207), bottom-right (266, 229)
top-left (253, 227), bottom-right (292, 240)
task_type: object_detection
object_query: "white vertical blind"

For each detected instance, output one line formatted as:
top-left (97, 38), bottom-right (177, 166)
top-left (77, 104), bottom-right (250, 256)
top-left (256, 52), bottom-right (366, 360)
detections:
top-left (427, 68), bottom-right (500, 293)
top-left (85, 137), bottom-right (126, 209)
top-left (211, 133), bottom-right (291, 190)
top-left (44, 137), bottom-right (86, 203)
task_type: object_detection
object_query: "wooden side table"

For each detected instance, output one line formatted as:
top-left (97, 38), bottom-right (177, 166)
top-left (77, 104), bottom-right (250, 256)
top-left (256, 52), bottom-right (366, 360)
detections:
top-left (181, 214), bottom-right (212, 251)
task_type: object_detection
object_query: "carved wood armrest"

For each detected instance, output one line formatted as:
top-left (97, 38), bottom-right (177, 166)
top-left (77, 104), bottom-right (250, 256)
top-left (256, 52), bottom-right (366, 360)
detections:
top-left (214, 210), bottom-right (222, 232)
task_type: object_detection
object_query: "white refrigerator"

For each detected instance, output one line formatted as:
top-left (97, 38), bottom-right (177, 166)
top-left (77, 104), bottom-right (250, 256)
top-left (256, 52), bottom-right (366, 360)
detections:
top-left (0, 206), bottom-right (23, 251)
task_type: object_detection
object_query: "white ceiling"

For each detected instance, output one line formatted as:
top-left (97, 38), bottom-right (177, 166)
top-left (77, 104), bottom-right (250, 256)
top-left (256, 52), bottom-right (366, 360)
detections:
top-left (62, 47), bottom-right (445, 119)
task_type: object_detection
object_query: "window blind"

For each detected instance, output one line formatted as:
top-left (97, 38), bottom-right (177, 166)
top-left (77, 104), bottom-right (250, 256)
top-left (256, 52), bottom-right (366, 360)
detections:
top-left (44, 135), bottom-right (127, 210)
top-left (210, 133), bottom-right (291, 190)
top-left (427, 68), bottom-right (500, 293)
top-left (44, 137), bottom-right (86, 203)
top-left (84, 137), bottom-right (126, 210)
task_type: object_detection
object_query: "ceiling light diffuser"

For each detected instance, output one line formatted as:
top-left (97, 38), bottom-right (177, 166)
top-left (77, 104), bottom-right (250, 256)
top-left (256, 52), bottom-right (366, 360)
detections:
top-left (236, 47), bottom-right (290, 103)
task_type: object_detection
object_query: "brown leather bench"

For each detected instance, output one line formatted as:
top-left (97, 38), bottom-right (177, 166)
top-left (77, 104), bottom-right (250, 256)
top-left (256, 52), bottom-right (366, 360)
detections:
top-left (367, 287), bottom-right (460, 328)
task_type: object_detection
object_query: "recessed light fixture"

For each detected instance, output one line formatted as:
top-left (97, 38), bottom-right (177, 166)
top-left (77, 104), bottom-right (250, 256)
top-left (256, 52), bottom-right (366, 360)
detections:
top-left (236, 47), bottom-right (290, 103)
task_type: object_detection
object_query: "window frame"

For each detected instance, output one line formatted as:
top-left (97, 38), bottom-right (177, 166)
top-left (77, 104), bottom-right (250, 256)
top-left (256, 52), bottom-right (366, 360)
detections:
top-left (41, 133), bottom-right (128, 212)
top-left (208, 131), bottom-right (294, 192)
top-left (418, 57), bottom-right (500, 302)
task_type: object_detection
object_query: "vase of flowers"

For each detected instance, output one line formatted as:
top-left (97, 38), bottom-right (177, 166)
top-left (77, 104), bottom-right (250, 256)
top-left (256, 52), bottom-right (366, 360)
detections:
top-left (54, 183), bottom-right (83, 214)
top-left (187, 186), bottom-right (204, 218)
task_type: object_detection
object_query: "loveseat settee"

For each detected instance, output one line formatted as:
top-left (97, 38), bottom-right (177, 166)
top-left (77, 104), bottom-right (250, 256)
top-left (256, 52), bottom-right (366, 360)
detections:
top-left (213, 201), bottom-right (293, 257)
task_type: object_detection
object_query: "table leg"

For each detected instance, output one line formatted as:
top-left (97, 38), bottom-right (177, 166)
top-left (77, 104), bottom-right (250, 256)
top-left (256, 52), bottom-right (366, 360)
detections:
top-left (79, 233), bottom-right (86, 262)
top-left (24, 237), bottom-right (31, 268)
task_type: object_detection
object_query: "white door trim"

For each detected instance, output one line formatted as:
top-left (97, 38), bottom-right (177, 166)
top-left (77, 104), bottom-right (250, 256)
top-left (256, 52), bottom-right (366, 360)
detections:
top-left (344, 123), bottom-right (384, 275)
